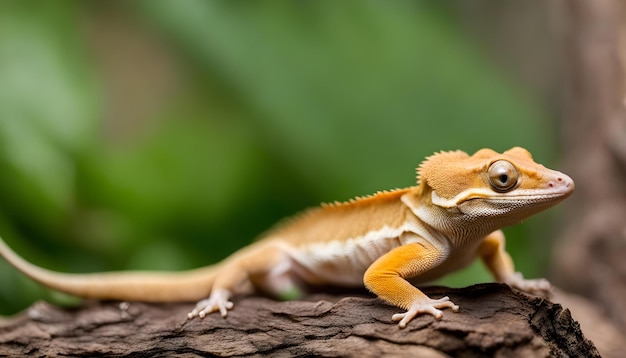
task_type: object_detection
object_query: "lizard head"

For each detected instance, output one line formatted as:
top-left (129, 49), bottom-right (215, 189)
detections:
top-left (417, 147), bottom-right (574, 225)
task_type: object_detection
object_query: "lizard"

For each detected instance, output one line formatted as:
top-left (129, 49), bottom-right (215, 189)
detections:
top-left (0, 147), bottom-right (574, 328)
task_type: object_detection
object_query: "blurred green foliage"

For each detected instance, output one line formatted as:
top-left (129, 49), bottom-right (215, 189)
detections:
top-left (0, 1), bottom-right (558, 315)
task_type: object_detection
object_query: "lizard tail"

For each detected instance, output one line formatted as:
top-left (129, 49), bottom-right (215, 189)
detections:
top-left (0, 235), bottom-right (220, 302)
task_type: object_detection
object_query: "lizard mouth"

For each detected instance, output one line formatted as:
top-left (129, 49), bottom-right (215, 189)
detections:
top-left (490, 191), bottom-right (572, 201)
top-left (465, 191), bottom-right (573, 206)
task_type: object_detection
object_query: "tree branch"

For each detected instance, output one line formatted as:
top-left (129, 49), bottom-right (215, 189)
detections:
top-left (0, 284), bottom-right (599, 357)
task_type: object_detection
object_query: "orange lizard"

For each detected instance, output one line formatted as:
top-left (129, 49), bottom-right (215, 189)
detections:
top-left (0, 147), bottom-right (574, 328)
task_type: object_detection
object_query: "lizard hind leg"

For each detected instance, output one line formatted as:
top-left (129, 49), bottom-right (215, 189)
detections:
top-left (187, 242), bottom-right (291, 320)
top-left (188, 288), bottom-right (234, 319)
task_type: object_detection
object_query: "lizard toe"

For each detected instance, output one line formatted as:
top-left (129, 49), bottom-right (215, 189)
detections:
top-left (391, 296), bottom-right (459, 328)
top-left (505, 272), bottom-right (552, 297)
top-left (187, 289), bottom-right (234, 320)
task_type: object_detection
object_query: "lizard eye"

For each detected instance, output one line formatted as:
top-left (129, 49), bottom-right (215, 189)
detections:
top-left (488, 160), bottom-right (518, 192)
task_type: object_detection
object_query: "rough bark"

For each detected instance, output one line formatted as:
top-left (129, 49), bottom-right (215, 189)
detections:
top-left (0, 284), bottom-right (598, 357)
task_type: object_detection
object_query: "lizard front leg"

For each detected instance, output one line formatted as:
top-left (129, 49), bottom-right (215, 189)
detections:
top-left (478, 230), bottom-right (550, 296)
top-left (363, 240), bottom-right (459, 328)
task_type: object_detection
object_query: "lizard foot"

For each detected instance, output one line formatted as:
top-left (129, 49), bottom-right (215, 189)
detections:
top-left (391, 296), bottom-right (459, 328)
top-left (187, 289), bottom-right (234, 320)
top-left (504, 272), bottom-right (551, 297)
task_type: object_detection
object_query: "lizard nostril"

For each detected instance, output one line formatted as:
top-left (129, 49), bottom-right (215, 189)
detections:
top-left (547, 175), bottom-right (574, 191)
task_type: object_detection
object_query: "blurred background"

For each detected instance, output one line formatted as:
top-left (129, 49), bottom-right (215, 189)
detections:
top-left (0, 1), bottom-right (567, 315)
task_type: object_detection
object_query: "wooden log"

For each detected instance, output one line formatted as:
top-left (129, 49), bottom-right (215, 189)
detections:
top-left (0, 284), bottom-right (599, 357)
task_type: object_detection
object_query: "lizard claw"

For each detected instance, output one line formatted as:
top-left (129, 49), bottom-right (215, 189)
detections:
top-left (187, 289), bottom-right (234, 320)
top-left (504, 272), bottom-right (552, 297)
top-left (391, 296), bottom-right (459, 328)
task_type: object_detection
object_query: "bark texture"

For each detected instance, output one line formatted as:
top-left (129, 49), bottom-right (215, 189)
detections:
top-left (0, 284), bottom-right (598, 357)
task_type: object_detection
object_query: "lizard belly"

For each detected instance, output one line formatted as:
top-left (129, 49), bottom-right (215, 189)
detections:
top-left (283, 225), bottom-right (424, 287)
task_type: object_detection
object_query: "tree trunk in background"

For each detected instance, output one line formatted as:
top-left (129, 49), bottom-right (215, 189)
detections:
top-left (451, 1), bottom-right (626, 354)
top-left (552, 0), bottom-right (626, 330)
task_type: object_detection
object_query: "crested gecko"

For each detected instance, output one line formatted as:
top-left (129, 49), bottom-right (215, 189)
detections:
top-left (0, 147), bottom-right (574, 328)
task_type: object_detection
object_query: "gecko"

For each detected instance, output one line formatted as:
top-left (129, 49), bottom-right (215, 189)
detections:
top-left (0, 147), bottom-right (574, 328)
